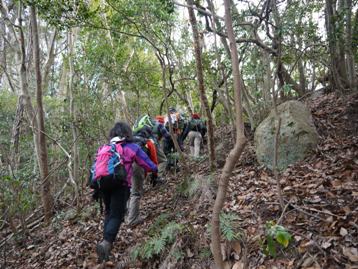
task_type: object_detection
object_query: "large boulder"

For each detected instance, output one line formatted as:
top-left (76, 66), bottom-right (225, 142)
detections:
top-left (254, 100), bottom-right (319, 170)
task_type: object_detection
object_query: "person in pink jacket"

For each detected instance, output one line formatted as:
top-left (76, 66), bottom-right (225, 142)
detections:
top-left (96, 121), bottom-right (157, 263)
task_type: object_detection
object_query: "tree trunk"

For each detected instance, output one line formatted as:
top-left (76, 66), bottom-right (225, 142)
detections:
top-left (211, 1), bottom-right (247, 268)
top-left (119, 90), bottom-right (132, 124)
top-left (0, 16), bottom-right (6, 86)
top-left (187, 0), bottom-right (216, 169)
top-left (30, 5), bottom-right (53, 223)
top-left (206, 0), bottom-right (234, 127)
top-left (241, 82), bottom-right (255, 129)
top-left (156, 52), bottom-right (187, 171)
top-left (325, 0), bottom-right (348, 91)
top-left (68, 28), bottom-right (80, 205)
top-left (344, 0), bottom-right (356, 90)
top-left (263, 50), bottom-right (272, 109)
top-left (185, 90), bottom-right (194, 114)
top-left (297, 16), bottom-right (306, 93)
top-left (353, 10), bottom-right (358, 62)
top-left (42, 30), bottom-right (57, 94)
top-left (337, 0), bottom-right (349, 83)
top-left (10, 96), bottom-right (25, 173)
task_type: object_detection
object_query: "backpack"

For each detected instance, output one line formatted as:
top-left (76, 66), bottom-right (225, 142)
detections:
top-left (190, 119), bottom-right (202, 132)
top-left (89, 143), bottom-right (127, 190)
top-left (133, 135), bottom-right (150, 156)
top-left (133, 115), bottom-right (154, 133)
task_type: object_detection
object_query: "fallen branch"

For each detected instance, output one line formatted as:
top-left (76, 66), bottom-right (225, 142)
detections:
top-left (299, 206), bottom-right (345, 219)
top-left (277, 200), bottom-right (291, 225)
top-left (285, 202), bottom-right (325, 221)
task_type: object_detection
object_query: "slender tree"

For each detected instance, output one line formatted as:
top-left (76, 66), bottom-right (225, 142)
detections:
top-left (30, 5), bottom-right (53, 223)
top-left (211, 0), bottom-right (247, 268)
top-left (186, 0), bottom-right (216, 169)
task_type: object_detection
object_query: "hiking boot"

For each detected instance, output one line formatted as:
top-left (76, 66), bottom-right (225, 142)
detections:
top-left (128, 216), bottom-right (145, 227)
top-left (151, 176), bottom-right (166, 187)
top-left (96, 240), bottom-right (112, 263)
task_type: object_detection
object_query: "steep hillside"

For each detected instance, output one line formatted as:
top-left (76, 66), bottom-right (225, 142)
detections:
top-left (2, 92), bottom-right (357, 269)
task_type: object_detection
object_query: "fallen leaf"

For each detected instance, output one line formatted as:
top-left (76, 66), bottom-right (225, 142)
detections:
top-left (302, 256), bottom-right (314, 267)
top-left (321, 241), bottom-right (332, 249)
top-left (231, 240), bottom-right (242, 256)
top-left (232, 261), bottom-right (244, 269)
top-left (223, 261), bottom-right (232, 269)
top-left (186, 248), bottom-right (194, 258)
top-left (342, 247), bottom-right (358, 262)
top-left (105, 261), bottom-right (115, 267)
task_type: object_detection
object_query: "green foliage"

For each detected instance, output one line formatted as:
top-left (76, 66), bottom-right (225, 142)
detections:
top-left (0, 175), bottom-right (37, 226)
top-left (264, 221), bottom-right (293, 257)
top-left (147, 213), bottom-right (170, 236)
top-left (176, 176), bottom-right (199, 198)
top-left (207, 212), bottom-right (242, 242)
top-left (199, 247), bottom-right (212, 259)
top-left (187, 178), bottom-right (200, 197)
top-left (0, 92), bottom-right (17, 154)
top-left (131, 215), bottom-right (184, 261)
top-left (282, 84), bottom-right (293, 95)
top-left (172, 248), bottom-right (184, 261)
top-left (220, 213), bottom-right (242, 241)
top-left (30, 0), bottom-right (96, 29)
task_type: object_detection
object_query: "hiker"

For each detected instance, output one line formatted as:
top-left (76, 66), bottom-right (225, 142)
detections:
top-left (182, 113), bottom-right (207, 158)
top-left (93, 121), bottom-right (157, 263)
top-left (163, 108), bottom-right (187, 170)
top-left (127, 126), bottom-right (160, 227)
top-left (133, 114), bottom-right (170, 178)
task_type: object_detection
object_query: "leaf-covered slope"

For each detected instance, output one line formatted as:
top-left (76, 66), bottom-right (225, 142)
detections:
top-left (3, 92), bottom-right (357, 269)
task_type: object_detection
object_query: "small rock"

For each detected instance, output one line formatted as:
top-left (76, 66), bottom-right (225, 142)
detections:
top-left (339, 227), bottom-right (348, 237)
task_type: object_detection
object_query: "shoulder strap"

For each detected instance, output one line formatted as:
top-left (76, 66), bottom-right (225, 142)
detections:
top-left (111, 142), bottom-right (124, 156)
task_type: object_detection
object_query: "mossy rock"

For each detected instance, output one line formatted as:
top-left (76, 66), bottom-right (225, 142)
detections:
top-left (254, 100), bottom-right (319, 170)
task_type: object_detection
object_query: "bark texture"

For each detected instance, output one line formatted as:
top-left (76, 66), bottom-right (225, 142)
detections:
top-left (210, 1), bottom-right (247, 268)
top-left (30, 5), bottom-right (53, 223)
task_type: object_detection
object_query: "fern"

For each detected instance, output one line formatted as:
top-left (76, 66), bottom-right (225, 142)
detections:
top-left (199, 247), bottom-right (212, 259)
top-left (220, 213), bottom-right (241, 241)
top-left (142, 240), bottom-right (155, 259)
top-left (153, 236), bottom-right (166, 255)
top-left (187, 179), bottom-right (200, 197)
top-left (172, 249), bottom-right (184, 261)
top-left (131, 245), bottom-right (141, 260)
top-left (133, 221), bottom-right (184, 261)
top-left (148, 213), bottom-right (170, 236)
top-left (161, 222), bottom-right (183, 242)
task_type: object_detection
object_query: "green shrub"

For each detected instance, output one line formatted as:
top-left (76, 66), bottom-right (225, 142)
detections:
top-left (263, 221), bottom-right (293, 257)
top-left (132, 215), bottom-right (184, 261)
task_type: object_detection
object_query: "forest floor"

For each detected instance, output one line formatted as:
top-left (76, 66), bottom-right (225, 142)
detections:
top-left (1, 91), bottom-right (358, 269)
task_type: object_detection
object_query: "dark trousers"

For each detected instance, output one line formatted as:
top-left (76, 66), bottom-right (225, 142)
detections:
top-left (102, 183), bottom-right (130, 243)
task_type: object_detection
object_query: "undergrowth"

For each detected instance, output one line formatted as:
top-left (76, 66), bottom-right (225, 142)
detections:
top-left (131, 214), bottom-right (184, 261)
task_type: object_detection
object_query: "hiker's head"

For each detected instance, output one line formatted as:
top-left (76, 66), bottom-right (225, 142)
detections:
top-left (192, 113), bottom-right (200, 119)
top-left (169, 107), bottom-right (176, 113)
top-left (155, 115), bottom-right (165, 124)
top-left (109, 121), bottom-right (133, 141)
